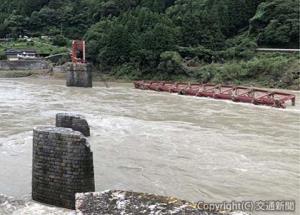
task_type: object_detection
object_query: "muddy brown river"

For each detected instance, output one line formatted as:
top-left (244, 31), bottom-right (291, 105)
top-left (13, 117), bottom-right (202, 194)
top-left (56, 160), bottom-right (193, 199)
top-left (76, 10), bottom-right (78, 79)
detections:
top-left (0, 78), bottom-right (299, 214)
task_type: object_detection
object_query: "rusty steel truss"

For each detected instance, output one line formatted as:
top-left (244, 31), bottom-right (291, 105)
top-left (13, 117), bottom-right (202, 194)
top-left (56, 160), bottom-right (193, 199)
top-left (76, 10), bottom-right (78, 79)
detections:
top-left (134, 81), bottom-right (296, 109)
top-left (71, 40), bottom-right (86, 64)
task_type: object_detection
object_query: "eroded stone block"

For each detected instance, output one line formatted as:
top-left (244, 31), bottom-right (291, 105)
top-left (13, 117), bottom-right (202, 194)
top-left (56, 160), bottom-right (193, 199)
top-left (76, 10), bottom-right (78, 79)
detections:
top-left (56, 113), bottom-right (90, 137)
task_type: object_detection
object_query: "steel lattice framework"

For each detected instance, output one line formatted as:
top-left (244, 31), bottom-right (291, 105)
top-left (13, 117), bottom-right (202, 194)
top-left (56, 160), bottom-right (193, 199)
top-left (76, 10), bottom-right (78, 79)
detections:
top-left (134, 81), bottom-right (296, 108)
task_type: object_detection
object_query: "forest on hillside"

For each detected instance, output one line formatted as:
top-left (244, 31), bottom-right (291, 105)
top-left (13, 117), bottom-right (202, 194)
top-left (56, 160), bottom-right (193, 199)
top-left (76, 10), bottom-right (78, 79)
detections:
top-left (0, 0), bottom-right (299, 88)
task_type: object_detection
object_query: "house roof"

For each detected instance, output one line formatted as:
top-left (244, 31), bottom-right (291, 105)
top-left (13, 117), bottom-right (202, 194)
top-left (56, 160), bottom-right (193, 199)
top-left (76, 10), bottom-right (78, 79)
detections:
top-left (5, 49), bottom-right (37, 55)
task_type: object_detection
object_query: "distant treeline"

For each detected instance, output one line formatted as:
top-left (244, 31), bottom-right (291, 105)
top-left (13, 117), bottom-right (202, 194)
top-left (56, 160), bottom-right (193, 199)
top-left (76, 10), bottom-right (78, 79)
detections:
top-left (0, 0), bottom-right (299, 86)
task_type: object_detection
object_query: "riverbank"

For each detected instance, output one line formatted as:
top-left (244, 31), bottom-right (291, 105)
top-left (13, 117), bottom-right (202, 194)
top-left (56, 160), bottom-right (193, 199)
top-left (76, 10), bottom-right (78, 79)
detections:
top-left (0, 70), bottom-right (33, 78)
top-left (1, 61), bottom-right (299, 91)
top-left (105, 53), bottom-right (300, 90)
top-left (1, 50), bottom-right (299, 91)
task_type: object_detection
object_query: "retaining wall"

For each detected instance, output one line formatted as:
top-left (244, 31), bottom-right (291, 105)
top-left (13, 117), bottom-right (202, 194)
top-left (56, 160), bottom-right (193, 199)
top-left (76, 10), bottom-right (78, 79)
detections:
top-left (0, 60), bottom-right (49, 70)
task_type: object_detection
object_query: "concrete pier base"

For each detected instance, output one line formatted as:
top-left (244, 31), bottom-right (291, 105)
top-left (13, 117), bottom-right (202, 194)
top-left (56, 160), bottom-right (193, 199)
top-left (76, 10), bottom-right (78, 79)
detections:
top-left (66, 63), bottom-right (92, 88)
top-left (32, 127), bottom-right (95, 209)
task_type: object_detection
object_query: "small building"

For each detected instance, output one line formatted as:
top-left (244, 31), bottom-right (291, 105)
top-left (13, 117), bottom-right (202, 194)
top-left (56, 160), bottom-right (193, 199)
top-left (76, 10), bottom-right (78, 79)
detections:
top-left (5, 49), bottom-right (37, 61)
top-left (0, 38), bottom-right (12, 43)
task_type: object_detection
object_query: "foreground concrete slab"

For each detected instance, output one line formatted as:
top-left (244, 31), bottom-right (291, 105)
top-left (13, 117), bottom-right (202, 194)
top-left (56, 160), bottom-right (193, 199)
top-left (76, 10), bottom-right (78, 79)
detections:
top-left (75, 190), bottom-right (248, 215)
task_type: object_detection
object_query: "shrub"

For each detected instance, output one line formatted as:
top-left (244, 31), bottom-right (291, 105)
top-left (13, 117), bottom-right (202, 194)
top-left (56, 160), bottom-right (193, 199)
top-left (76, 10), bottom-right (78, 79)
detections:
top-left (112, 64), bottom-right (141, 80)
top-left (52, 35), bottom-right (68, 46)
top-left (189, 54), bottom-right (298, 89)
top-left (245, 56), bottom-right (290, 79)
top-left (177, 46), bottom-right (214, 63)
top-left (221, 35), bottom-right (257, 60)
top-left (158, 51), bottom-right (184, 75)
top-left (206, 63), bottom-right (247, 84)
top-left (192, 64), bottom-right (219, 83)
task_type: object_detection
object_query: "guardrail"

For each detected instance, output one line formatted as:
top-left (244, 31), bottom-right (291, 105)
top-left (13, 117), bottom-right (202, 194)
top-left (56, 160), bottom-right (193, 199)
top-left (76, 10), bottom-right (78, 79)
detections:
top-left (256, 48), bottom-right (300, 53)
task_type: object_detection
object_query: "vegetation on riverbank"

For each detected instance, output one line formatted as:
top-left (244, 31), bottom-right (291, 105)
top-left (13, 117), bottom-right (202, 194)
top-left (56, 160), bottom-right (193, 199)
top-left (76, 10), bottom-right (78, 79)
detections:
top-left (189, 54), bottom-right (299, 90)
top-left (108, 53), bottom-right (299, 89)
top-left (0, 0), bottom-right (299, 89)
top-left (0, 37), bottom-right (69, 60)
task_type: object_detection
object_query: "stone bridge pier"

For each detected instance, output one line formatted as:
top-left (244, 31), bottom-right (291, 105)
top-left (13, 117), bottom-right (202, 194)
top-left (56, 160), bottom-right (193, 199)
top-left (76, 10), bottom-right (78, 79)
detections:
top-left (32, 113), bottom-right (95, 209)
top-left (66, 63), bottom-right (92, 88)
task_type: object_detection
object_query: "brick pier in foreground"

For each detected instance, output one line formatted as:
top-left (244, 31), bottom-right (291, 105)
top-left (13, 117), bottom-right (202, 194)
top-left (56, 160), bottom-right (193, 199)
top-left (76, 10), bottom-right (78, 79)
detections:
top-left (32, 114), bottom-right (94, 209)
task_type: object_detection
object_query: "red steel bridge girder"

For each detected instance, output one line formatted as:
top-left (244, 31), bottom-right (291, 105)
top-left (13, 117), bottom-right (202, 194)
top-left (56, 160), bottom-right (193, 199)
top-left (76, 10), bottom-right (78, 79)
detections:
top-left (71, 40), bottom-right (86, 64)
top-left (134, 81), bottom-right (296, 109)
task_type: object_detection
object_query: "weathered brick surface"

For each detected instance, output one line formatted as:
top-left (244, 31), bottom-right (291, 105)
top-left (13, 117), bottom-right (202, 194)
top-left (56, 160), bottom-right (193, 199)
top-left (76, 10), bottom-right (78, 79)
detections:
top-left (66, 63), bottom-right (92, 88)
top-left (32, 127), bottom-right (95, 209)
top-left (56, 113), bottom-right (90, 137)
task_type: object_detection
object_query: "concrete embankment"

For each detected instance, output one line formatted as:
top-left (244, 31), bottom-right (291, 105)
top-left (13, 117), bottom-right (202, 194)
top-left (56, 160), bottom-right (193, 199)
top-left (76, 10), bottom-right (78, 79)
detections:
top-left (0, 70), bottom-right (34, 78)
top-left (0, 60), bottom-right (51, 78)
top-left (0, 60), bottom-right (50, 71)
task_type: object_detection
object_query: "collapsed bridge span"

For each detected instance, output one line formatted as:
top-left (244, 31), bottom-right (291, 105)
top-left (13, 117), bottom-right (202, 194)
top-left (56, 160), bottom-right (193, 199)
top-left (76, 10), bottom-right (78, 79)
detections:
top-left (134, 81), bottom-right (296, 109)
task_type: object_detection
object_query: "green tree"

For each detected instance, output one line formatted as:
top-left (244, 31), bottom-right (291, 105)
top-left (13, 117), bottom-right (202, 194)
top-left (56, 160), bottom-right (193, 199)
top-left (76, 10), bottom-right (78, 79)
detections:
top-left (85, 7), bottom-right (178, 71)
top-left (4, 11), bottom-right (29, 37)
top-left (250, 0), bottom-right (299, 47)
top-left (52, 34), bottom-right (68, 46)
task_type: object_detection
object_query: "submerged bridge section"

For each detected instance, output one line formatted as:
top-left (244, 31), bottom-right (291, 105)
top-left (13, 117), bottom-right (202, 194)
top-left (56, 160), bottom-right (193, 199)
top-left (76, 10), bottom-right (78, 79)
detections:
top-left (134, 81), bottom-right (296, 108)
